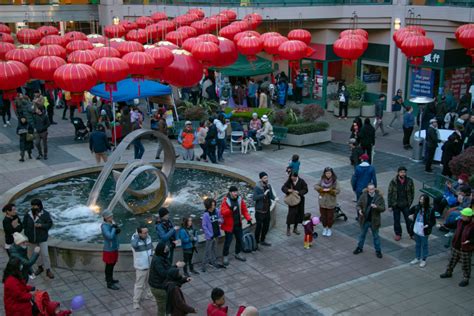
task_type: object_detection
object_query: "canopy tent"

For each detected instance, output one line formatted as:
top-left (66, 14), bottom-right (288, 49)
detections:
top-left (89, 78), bottom-right (172, 102)
top-left (212, 54), bottom-right (273, 77)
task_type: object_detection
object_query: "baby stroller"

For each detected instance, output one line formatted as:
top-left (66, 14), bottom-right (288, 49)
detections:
top-left (335, 204), bottom-right (348, 221)
top-left (72, 117), bottom-right (89, 141)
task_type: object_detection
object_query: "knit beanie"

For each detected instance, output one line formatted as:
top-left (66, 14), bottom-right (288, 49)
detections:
top-left (159, 207), bottom-right (169, 218)
top-left (13, 232), bottom-right (28, 245)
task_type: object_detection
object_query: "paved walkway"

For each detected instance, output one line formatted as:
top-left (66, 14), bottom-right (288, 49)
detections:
top-left (0, 106), bottom-right (472, 315)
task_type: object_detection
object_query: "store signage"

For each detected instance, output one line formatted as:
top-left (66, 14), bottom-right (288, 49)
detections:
top-left (362, 73), bottom-right (381, 83)
top-left (410, 67), bottom-right (434, 98)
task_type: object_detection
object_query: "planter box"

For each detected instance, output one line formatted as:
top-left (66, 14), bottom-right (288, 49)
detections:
top-left (280, 129), bottom-right (332, 147)
top-left (361, 104), bottom-right (375, 117)
top-left (326, 100), bottom-right (337, 112)
top-left (333, 107), bottom-right (361, 118)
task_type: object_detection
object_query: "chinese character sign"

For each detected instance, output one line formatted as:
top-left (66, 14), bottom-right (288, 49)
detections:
top-left (410, 67), bottom-right (434, 98)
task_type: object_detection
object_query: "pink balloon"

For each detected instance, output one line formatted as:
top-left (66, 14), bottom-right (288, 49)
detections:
top-left (312, 216), bottom-right (320, 225)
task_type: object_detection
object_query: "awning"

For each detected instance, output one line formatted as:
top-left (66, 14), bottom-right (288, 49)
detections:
top-left (90, 78), bottom-right (172, 102)
top-left (212, 54), bottom-right (273, 77)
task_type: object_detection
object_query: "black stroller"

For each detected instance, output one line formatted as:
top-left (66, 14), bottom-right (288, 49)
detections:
top-left (335, 204), bottom-right (348, 221)
top-left (72, 117), bottom-right (89, 141)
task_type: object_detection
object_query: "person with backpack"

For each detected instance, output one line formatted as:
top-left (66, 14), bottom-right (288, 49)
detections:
top-left (156, 207), bottom-right (180, 264)
top-left (178, 217), bottom-right (200, 277)
top-left (178, 121), bottom-right (197, 161)
top-left (201, 198), bottom-right (224, 272)
top-left (253, 172), bottom-right (275, 248)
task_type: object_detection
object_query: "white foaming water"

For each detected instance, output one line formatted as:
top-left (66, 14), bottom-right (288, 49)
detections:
top-left (170, 180), bottom-right (202, 204)
top-left (50, 222), bottom-right (102, 242)
top-left (59, 205), bottom-right (99, 220)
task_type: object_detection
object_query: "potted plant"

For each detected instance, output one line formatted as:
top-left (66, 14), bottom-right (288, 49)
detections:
top-left (361, 100), bottom-right (376, 117)
top-left (334, 79), bottom-right (367, 118)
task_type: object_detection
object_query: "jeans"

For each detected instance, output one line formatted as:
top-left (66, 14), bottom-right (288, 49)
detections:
top-left (133, 269), bottom-right (152, 304)
top-left (374, 118), bottom-right (386, 135)
top-left (199, 143), bottom-right (207, 160)
top-left (389, 110), bottom-right (401, 128)
top-left (338, 101), bottom-right (348, 117)
top-left (295, 86), bottom-right (303, 103)
top-left (35, 131), bottom-right (48, 157)
top-left (223, 226), bottom-right (244, 256)
top-left (1, 99), bottom-right (11, 124)
top-left (425, 146), bottom-right (436, 171)
top-left (255, 211), bottom-right (270, 243)
top-left (206, 143), bottom-right (217, 163)
top-left (415, 234), bottom-right (429, 260)
top-left (151, 287), bottom-right (167, 316)
top-left (217, 138), bottom-right (226, 160)
top-left (393, 206), bottom-right (412, 237)
top-left (403, 126), bottom-right (413, 146)
top-left (29, 242), bottom-right (51, 269)
top-left (202, 238), bottom-right (217, 268)
top-left (357, 221), bottom-right (381, 252)
top-left (62, 105), bottom-right (76, 121)
top-left (183, 250), bottom-right (195, 274)
top-left (133, 139), bottom-right (145, 159)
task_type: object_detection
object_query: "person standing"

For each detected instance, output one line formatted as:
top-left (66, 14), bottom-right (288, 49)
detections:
top-left (388, 166), bottom-right (415, 241)
top-left (351, 154), bottom-right (377, 202)
top-left (441, 132), bottom-right (463, 177)
top-left (154, 110), bottom-right (169, 159)
top-left (338, 84), bottom-right (349, 120)
top-left (435, 95), bottom-right (448, 127)
top-left (201, 198), bottom-right (224, 272)
top-left (253, 172), bottom-right (275, 248)
top-left (89, 125), bottom-right (110, 164)
top-left (16, 117), bottom-right (34, 162)
top-left (247, 78), bottom-right (257, 107)
top-left (403, 106), bottom-right (415, 149)
top-left (295, 72), bottom-right (304, 104)
top-left (220, 186), bottom-right (252, 266)
top-left (205, 117), bottom-right (218, 164)
top-left (196, 120), bottom-right (208, 162)
top-left (214, 114), bottom-right (228, 162)
top-left (178, 121), bottom-right (197, 161)
top-left (2, 204), bottom-right (23, 257)
top-left (389, 89), bottom-right (404, 129)
top-left (314, 167), bottom-right (340, 237)
top-left (349, 139), bottom-right (363, 168)
top-left (259, 88), bottom-right (268, 109)
top-left (9, 233), bottom-right (40, 281)
top-left (425, 118), bottom-right (440, 173)
top-left (374, 94), bottom-right (388, 136)
top-left (86, 100), bottom-right (99, 131)
top-left (22, 199), bottom-right (54, 279)
top-left (282, 172), bottom-right (308, 236)
top-left (101, 209), bottom-right (120, 290)
top-left (359, 118), bottom-right (376, 163)
top-left (408, 195), bottom-right (435, 268)
top-left (156, 207), bottom-right (179, 264)
top-left (178, 217), bottom-right (200, 277)
top-left (131, 106), bottom-right (145, 159)
top-left (353, 183), bottom-right (386, 258)
top-left (440, 207), bottom-right (474, 287)
top-left (131, 226), bottom-right (154, 310)
top-left (32, 106), bottom-right (50, 160)
top-left (164, 268), bottom-right (197, 315)
top-left (3, 257), bottom-right (36, 316)
top-left (1, 97), bottom-right (12, 127)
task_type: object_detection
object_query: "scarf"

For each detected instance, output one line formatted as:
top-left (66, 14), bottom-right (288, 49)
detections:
top-left (320, 177), bottom-right (335, 189)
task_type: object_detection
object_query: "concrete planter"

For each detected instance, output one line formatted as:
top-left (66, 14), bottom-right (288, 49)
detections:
top-left (361, 104), bottom-right (375, 117)
top-left (326, 100), bottom-right (337, 112)
top-left (333, 106), bottom-right (361, 118)
top-left (280, 129), bottom-right (332, 147)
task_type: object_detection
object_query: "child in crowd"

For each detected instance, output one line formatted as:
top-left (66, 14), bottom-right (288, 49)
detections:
top-left (201, 198), bottom-right (225, 272)
top-left (303, 213), bottom-right (314, 249)
top-left (178, 216), bottom-right (199, 277)
top-left (207, 287), bottom-right (228, 316)
top-left (287, 154), bottom-right (300, 174)
top-left (179, 121), bottom-right (197, 160)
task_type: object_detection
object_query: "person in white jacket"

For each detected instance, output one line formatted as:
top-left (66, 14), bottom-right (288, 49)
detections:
top-left (214, 114), bottom-right (228, 162)
top-left (131, 226), bottom-right (154, 310)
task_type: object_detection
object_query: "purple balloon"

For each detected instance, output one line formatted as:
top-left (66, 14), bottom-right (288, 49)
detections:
top-left (312, 216), bottom-right (320, 225)
top-left (71, 295), bottom-right (85, 310)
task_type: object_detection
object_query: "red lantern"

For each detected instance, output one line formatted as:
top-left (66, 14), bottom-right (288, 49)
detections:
top-left (351, 34), bottom-right (368, 51)
top-left (340, 28), bottom-right (368, 40)
top-left (117, 41), bottom-right (144, 57)
top-left (30, 56), bottom-right (66, 90)
top-left (0, 60), bottom-right (29, 100)
top-left (0, 42), bottom-right (15, 60)
top-left (288, 29), bottom-right (311, 45)
top-left (136, 16), bottom-right (154, 29)
top-left (457, 27), bottom-right (474, 61)
top-left (174, 15), bottom-right (194, 27)
top-left (393, 29), bottom-right (421, 48)
top-left (260, 32), bottom-right (281, 43)
top-left (161, 49), bottom-right (203, 87)
top-left (17, 29), bottom-right (42, 45)
top-left (220, 10), bottom-right (237, 22)
top-left (219, 25), bottom-right (240, 41)
top-left (188, 9), bottom-right (205, 20)
top-left (156, 20), bottom-right (175, 35)
top-left (198, 34), bottom-right (219, 45)
top-left (177, 26), bottom-right (198, 38)
top-left (232, 21), bottom-right (250, 32)
top-left (400, 35), bottom-right (434, 66)
top-left (151, 12), bottom-right (168, 23)
top-left (6, 48), bottom-right (38, 66)
top-left (94, 46), bottom-right (121, 58)
top-left (122, 51), bottom-right (155, 95)
top-left (38, 44), bottom-right (67, 59)
top-left (39, 35), bottom-right (66, 47)
top-left (105, 25), bottom-right (126, 39)
top-left (0, 24), bottom-right (11, 34)
top-left (87, 34), bottom-right (106, 45)
top-left (126, 29), bottom-right (148, 44)
top-left (64, 31), bottom-right (87, 43)
top-left (456, 24), bottom-right (474, 41)
top-left (145, 46), bottom-right (174, 78)
top-left (405, 25), bottom-right (426, 36)
top-left (92, 57), bottom-right (129, 98)
top-left (156, 41), bottom-right (179, 50)
top-left (264, 35), bottom-right (288, 60)
top-left (182, 37), bottom-right (203, 53)
top-left (333, 36), bottom-right (365, 65)
top-left (234, 31), bottom-right (260, 44)
top-left (191, 21), bottom-right (210, 36)
top-left (243, 13), bottom-right (262, 30)
top-left (67, 50), bottom-right (99, 66)
top-left (165, 31), bottom-right (189, 46)
top-left (108, 38), bottom-right (125, 49)
top-left (278, 40), bottom-right (309, 68)
top-left (54, 63), bottom-right (98, 108)
top-left (192, 41), bottom-right (219, 68)
top-left (120, 20), bottom-right (138, 32)
top-left (214, 37), bottom-right (238, 67)
top-left (0, 33), bottom-right (15, 44)
top-left (66, 40), bottom-right (93, 54)
top-left (237, 34), bottom-right (263, 62)
top-left (145, 24), bottom-right (162, 43)
top-left (203, 17), bottom-right (218, 32)
top-left (214, 14), bottom-right (230, 28)
top-left (37, 25), bottom-right (59, 36)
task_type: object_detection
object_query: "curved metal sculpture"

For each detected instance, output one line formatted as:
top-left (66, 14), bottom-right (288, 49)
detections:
top-left (87, 129), bottom-right (176, 214)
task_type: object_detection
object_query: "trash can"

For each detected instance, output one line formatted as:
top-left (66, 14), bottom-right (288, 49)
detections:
top-left (412, 134), bottom-right (424, 162)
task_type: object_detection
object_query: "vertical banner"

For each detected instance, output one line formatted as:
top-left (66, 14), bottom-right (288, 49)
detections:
top-left (410, 67), bottom-right (434, 98)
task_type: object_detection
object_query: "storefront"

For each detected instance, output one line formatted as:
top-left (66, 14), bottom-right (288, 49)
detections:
top-left (357, 43), bottom-right (390, 103)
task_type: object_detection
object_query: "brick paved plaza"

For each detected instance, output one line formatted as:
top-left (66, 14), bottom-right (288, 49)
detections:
top-left (1, 110), bottom-right (473, 316)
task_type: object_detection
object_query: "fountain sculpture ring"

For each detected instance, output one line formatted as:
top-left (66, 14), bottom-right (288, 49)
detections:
top-left (87, 129), bottom-right (176, 215)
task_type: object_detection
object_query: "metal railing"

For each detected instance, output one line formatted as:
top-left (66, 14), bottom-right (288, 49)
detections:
top-left (123, 0), bottom-right (392, 6)
top-left (0, 0), bottom-right (98, 4)
top-left (408, 0), bottom-right (473, 6)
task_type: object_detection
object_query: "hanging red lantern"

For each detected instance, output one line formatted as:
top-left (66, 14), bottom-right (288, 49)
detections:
top-left (340, 28), bottom-right (368, 40)
top-left (122, 51), bottom-right (154, 95)
top-left (120, 20), bottom-right (138, 32)
top-left (145, 46), bottom-right (174, 78)
top-left (174, 15), bottom-right (193, 27)
top-left (214, 37), bottom-right (238, 67)
top-left (54, 63), bottom-right (98, 109)
top-left (156, 41), bottom-right (179, 50)
top-left (64, 31), bottom-right (87, 43)
top-left (191, 21), bottom-right (210, 36)
top-left (182, 37), bottom-right (203, 53)
top-left (39, 35), bottom-right (67, 47)
top-left (214, 14), bottom-right (230, 28)
top-left (0, 42), bottom-right (16, 60)
top-left (400, 35), bottom-right (434, 66)
top-left (264, 35), bottom-right (288, 60)
top-left (151, 12), bottom-right (168, 23)
top-left (0, 24), bottom-right (11, 34)
top-left (177, 26), bottom-right (198, 38)
top-left (30, 56), bottom-right (66, 90)
top-left (105, 25), bottom-right (126, 39)
top-left (288, 29), bottom-right (311, 45)
top-left (0, 33), bottom-right (15, 44)
top-left (6, 48), bottom-right (38, 66)
top-left (232, 21), bottom-right (250, 32)
top-left (0, 60), bottom-right (29, 100)
top-left (92, 57), bottom-right (129, 98)
top-left (219, 25), bottom-right (241, 41)
top-left (165, 31), bottom-right (189, 46)
top-left (188, 8), bottom-right (205, 20)
top-left (393, 30), bottom-right (417, 49)
top-left (161, 49), bottom-right (203, 87)
top-left (260, 32), bottom-right (281, 43)
top-left (333, 36), bottom-right (365, 65)
top-left (126, 29), bottom-right (148, 44)
top-left (278, 40), bottom-right (309, 68)
top-left (17, 29), bottom-right (42, 45)
top-left (457, 27), bottom-right (474, 61)
top-left (220, 10), bottom-right (237, 23)
top-left (351, 34), bottom-right (368, 51)
top-left (117, 41), bottom-right (144, 57)
top-left (145, 24), bottom-right (162, 43)
top-left (67, 50), bottom-right (99, 66)
top-left (243, 13), bottom-right (262, 30)
top-left (237, 34), bottom-right (263, 62)
top-left (156, 20), bottom-right (175, 35)
top-left (136, 16), bottom-right (154, 29)
top-left (87, 34), bottom-right (106, 45)
top-left (456, 24), bottom-right (474, 41)
top-left (37, 25), bottom-right (59, 36)
top-left (66, 40), bottom-right (93, 54)
top-left (405, 25), bottom-right (426, 36)
top-left (198, 34), bottom-right (219, 45)
top-left (192, 41), bottom-right (219, 68)
top-left (94, 46), bottom-right (121, 58)
top-left (234, 31), bottom-right (260, 44)
top-left (38, 44), bottom-right (67, 59)
top-left (108, 38), bottom-right (125, 49)
top-left (203, 17), bottom-right (218, 32)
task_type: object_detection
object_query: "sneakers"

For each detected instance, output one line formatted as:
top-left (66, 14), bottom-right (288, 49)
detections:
top-left (326, 229), bottom-right (332, 237)
top-left (34, 266), bottom-right (44, 276)
top-left (19, 158), bottom-right (25, 162)
top-left (353, 247), bottom-right (363, 255)
top-left (234, 254), bottom-right (247, 262)
top-left (459, 279), bottom-right (469, 287)
top-left (322, 228), bottom-right (327, 236)
top-left (107, 283), bottom-right (119, 290)
top-left (260, 241), bottom-right (272, 247)
top-left (410, 258), bottom-right (420, 265)
top-left (394, 235), bottom-right (401, 241)
top-left (376, 251), bottom-right (383, 259)
top-left (445, 232), bottom-right (454, 238)
top-left (293, 229), bottom-right (301, 235)
top-left (286, 228), bottom-right (291, 236)
top-left (223, 256), bottom-right (229, 266)
top-left (440, 272), bottom-right (453, 279)
top-left (133, 303), bottom-right (140, 310)
top-left (46, 269), bottom-right (54, 279)
top-left (419, 260), bottom-right (426, 268)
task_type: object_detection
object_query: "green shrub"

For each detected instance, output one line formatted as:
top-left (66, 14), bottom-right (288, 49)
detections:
top-left (347, 79), bottom-right (367, 101)
top-left (224, 107), bottom-right (272, 120)
top-left (272, 109), bottom-right (287, 126)
top-left (184, 106), bottom-right (206, 121)
top-left (302, 104), bottom-right (324, 122)
top-left (286, 122), bottom-right (330, 135)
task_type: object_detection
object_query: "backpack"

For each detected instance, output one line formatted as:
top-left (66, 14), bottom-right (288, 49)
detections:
top-left (242, 232), bottom-right (257, 253)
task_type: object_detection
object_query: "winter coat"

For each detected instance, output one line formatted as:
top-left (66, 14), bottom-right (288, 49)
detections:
top-left (350, 146), bottom-right (364, 166)
top-left (282, 177), bottom-right (308, 225)
top-left (205, 124), bottom-right (218, 144)
top-left (89, 130), bottom-right (110, 153)
top-left (86, 105), bottom-right (99, 129)
top-left (178, 227), bottom-right (198, 250)
top-left (16, 99), bottom-right (34, 125)
top-left (314, 180), bottom-right (340, 209)
top-left (259, 92), bottom-right (268, 108)
top-left (23, 210), bottom-right (53, 244)
top-left (259, 121), bottom-right (274, 145)
top-left (409, 205), bottom-right (436, 236)
top-left (403, 112), bottom-right (415, 129)
top-left (357, 189), bottom-right (386, 230)
top-left (303, 220), bottom-right (314, 235)
top-left (32, 112), bottom-right (50, 133)
top-left (166, 283), bottom-right (196, 316)
top-left (253, 181), bottom-right (275, 212)
top-left (131, 232), bottom-right (153, 270)
top-left (207, 303), bottom-right (228, 316)
top-left (9, 244), bottom-right (39, 281)
top-left (351, 162), bottom-right (377, 195)
top-left (220, 196), bottom-right (251, 233)
top-left (3, 276), bottom-right (34, 316)
top-left (156, 219), bottom-right (177, 248)
top-left (338, 89), bottom-right (349, 104)
top-left (214, 119), bottom-right (228, 140)
top-left (441, 132), bottom-right (463, 166)
top-left (149, 243), bottom-right (187, 290)
top-left (359, 123), bottom-right (375, 147)
top-left (120, 112), bottom-right (132, 136)
top-left (425, 126), bottom-right (439, 149)
top-left (2, 215), bottom-right (23, 246)
top-left (249, 119), bottom-right (262, 132)
top-left (178, 128), bottom-right (197, 149)
top-left (197, 126), bottom-right (208, 144)
top-left (375, 99), bottom-right (384, 118)
top-left (202, 209), bottom-right (222, 240)
top-left (387, 176), bottom-right (415, 209)
top-left (16, 121), bottom-right (34, 152)
top-left (101, 222), bottom-right (119, 252)
top-left (451, 219), bottom-right (474, 252)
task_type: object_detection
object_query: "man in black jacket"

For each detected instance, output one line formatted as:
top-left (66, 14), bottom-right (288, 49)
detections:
top-left (89, 124), bottom-right (110, 164)
top-left (33, 106), bottom-right (50, 160)
top-left (349, 138), bottom-right (363, 168)
top-left (359, 118), bottom-right (376, 164)
top-left (23, 199), bottom-right (54, 279)
top-left (425, 118), bottom-right (440, 173)
top-left (253, 172), bottom-right (275, 248)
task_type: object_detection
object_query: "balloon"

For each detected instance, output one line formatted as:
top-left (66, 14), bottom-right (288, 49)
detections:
top-left (71, 295), bottom-right (85, 310)
top-left (312, 216), bottom-right (320, 226)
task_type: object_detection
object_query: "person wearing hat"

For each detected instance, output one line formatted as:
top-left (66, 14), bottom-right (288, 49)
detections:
top-left (349, 138), bottom-right (363, 168)
top-left (220, 186), bottom-right (252, 265)
top-left (441, 130), bottom-right (463, 178)
top-left (387, 166), bottom-right (415, 241)
top-left (389, 88), bottom-right (404, 128)
top-left (351, 154), bottom-right (377, 208)
top-left (2, 203), bottom-right (23, 257)
top-left (248, 113), bottom-right (262, 140)
top-left (256, 115), bottom-right (273, 150)
top-left (425, 118), bottom-right (441, 173)
top-left (440, 208), bottom-right (474, 287)
top-left (101, 209), bottom-right (120, 290)
top-left (178, 121), bottom-right (197, 161)
top-left (9, 232), bottom-right (40, 281)
top-left (155, 207), bottom-right (180, 264)
top-left (253, 172), bottom-right (275, 247)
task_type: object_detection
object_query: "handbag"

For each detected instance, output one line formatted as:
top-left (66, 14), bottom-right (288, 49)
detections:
top-left (26, 133), bottom-right (34, 142)
top-left (284, 191), bottom-right (301, 206)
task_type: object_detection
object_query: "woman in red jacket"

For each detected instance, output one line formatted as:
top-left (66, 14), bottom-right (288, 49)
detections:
top-left (3, 257), bottom-right (35, 316)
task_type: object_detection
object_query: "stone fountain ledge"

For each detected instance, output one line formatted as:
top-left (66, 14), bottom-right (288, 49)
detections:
top-left (0, 161), bottom-right (277, 272)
